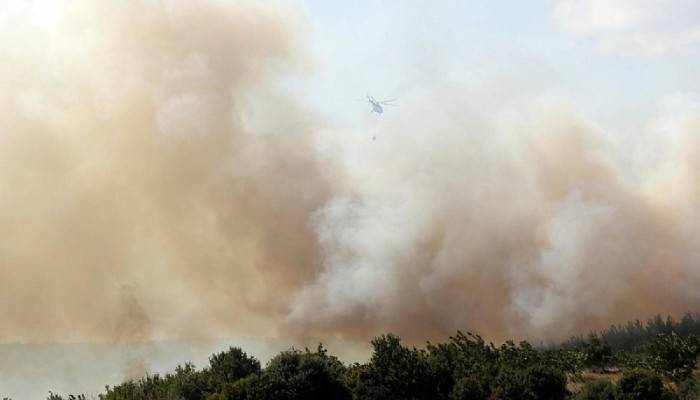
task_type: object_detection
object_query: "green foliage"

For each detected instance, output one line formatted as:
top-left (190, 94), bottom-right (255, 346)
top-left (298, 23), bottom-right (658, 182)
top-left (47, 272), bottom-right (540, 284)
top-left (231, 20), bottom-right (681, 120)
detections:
top-left (100, 362), bottom-right (210, 400)
top-left (241, 345), bottom-right (350, 400)
top-left (221, 373), bottom-right (262, 400)
top-left (489, 341), bottom-right (568, 400)
top-left (577, 334), bottom-right (613, 372)
top-left (491, 363), bottom-right (567, 400)
top-left (208, 347), bottom-right (260, 391)
top-left (431, 333), bottom-right (568, 400)
top-left (616, 369), bottom-right (673, 400)
top-left (354, 334), bottom-right (435, 400)
top-left (341, 362), bottom-right (364, 395)
top-left (172, 363), bottom-right (210, 400)
top-left (47, 394), bottom-right (86, 400)
top-left (497, 340), bottom-right (539, 369)
top-left (542, 348), bottom-right (585, 375)
top-left (572, 379), bottom-right (617, 400)
top-left (562, 314), bottom-right (700, 354)
top-left (427, 331), bottom-right (498, 399)
top-left (349, 332), bottom-right (568, 400)
top-left (449, 375), bottom-right (489, 400)
top-left (612, 351), bottom-right (650, 371)
top-left (48, 315), bottom-right (700, 400)
top-left (646, 333), bottom-right (700, 381)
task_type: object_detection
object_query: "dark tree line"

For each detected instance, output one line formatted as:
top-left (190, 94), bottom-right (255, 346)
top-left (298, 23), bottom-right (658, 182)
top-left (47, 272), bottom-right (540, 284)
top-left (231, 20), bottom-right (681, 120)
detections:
top-left (34, 314), bottom-right (700, 400)
top-left (560, 313), bottom-right (700, 353)
top-left (78, 334), bottom-right (572, 400)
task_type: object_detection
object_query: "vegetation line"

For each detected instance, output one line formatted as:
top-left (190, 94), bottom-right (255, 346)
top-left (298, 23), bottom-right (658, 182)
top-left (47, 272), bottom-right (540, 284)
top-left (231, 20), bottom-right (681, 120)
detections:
top-left (26, 314), bottom-right (700, 400)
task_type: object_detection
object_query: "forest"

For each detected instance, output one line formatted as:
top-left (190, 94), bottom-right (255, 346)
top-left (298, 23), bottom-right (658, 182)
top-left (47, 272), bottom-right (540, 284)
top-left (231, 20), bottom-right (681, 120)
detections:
top-left (22, 313), bottom-right (700, 400)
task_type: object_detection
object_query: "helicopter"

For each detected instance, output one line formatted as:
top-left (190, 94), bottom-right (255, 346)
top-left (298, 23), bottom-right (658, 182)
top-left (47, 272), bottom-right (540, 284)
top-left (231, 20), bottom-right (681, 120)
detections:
top-left (359, 95), bottom-right (396, 114)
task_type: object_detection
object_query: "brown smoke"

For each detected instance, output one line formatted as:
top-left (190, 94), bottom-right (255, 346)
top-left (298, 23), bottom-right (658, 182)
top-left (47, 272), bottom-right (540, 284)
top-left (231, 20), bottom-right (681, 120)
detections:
top-left (0, 0), bottom-right (331, 343)
top-left (1, 1), bottom-right (700, 355)
top-left (289, 88), bottom-right (700, 343)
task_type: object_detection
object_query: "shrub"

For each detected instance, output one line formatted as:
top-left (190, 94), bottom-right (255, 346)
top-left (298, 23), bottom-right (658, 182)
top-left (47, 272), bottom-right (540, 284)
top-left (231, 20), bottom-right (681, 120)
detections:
top-left (646, 333), bottom-right (700, 381)
top-left (247, 345), bottom-right (350, 400)
top-left (490, 363), bottom-right (567, 400)
top-left (580, 335), bottom-right (613, 372)
top-left (209, 347), bottom-right (260, 389)
top-left (354, 334), bottom-right (435, 400)
top-left (617, 369), bottom-right (673, 400)
top-left (449, 375), bottom-right (489, 400)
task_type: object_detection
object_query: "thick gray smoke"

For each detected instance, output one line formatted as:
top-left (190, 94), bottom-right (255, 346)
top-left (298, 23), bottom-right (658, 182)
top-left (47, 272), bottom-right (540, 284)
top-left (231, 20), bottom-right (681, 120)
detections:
top-left (290, 87), bottom-right (700, 343)
top-left (2, 0), bottom-right (700, 358)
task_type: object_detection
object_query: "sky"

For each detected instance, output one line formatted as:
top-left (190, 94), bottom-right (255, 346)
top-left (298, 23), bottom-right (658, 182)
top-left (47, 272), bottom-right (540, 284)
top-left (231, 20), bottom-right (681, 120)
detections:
top-left (297, 0), bottom-right (698, 130)
top-left (1, 0), bottom-right (700, 398)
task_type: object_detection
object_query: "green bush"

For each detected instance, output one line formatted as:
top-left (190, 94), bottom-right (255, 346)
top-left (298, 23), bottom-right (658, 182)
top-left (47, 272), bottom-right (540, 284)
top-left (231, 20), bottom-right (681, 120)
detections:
top-left (46, 394), bottom-right (86, 400)
top-left (579, 335), bottom-right (613, 372)
top-left (616, 369), bottom-right (673, 400)
top-left (354, 334), bottom-right (435, 400)
top-left (244, 345), bottom-right (350, 400)
top-left (427, 331), bottom-right (498, 399)
top-left (449, 375), bottom-right (489, 400)
top-left (99, 363), bottom-right (210, 400)
top-left (646, 333), bottom-right (700, 381)
top-left (208, 347), bottom-right (260, 390)
top-left (49, 319), bottom-right (700, 400)
top-left (490, 363), bottom-right (567, 400)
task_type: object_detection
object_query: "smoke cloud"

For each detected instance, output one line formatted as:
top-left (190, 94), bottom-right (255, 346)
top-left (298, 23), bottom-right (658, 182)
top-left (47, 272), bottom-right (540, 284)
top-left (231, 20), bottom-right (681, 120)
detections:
top-left (2, 0), bottom-right (700, 356)
top-left (291, 87), bottom-right (700, 343)
top-left (0, 0), bottom-right (331, 343)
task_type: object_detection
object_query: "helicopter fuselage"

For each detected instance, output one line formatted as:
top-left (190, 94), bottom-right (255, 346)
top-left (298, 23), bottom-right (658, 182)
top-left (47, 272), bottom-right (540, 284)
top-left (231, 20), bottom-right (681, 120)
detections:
top-left (368, 97), bottom-right (383, 114)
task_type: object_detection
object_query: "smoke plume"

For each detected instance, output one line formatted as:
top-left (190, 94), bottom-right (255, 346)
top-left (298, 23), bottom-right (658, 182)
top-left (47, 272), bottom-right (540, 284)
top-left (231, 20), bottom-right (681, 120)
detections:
top-left (290, 88), bottom-right (700, 343)
top-left (0, 0), bottom-right (331, 343)
top-left (1, 0), bottom-right (700, 353)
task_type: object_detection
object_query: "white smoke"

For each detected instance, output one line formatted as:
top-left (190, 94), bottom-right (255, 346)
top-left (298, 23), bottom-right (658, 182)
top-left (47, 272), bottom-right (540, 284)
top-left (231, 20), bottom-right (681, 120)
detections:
top-left (290, 86), bottom-right (700, 342)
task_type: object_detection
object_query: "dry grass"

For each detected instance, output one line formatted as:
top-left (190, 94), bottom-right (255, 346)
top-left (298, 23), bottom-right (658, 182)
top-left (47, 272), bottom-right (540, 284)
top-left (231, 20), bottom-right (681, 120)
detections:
top-left (566, 369), bottom-right (623, 393)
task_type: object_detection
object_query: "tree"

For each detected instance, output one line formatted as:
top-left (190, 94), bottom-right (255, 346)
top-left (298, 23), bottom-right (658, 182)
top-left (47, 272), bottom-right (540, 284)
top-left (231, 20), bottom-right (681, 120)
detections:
top-left (244, 345), bottom-right (350, 400)
top-left (354, 334), bottom-right (435, 400)
top-left (170, 363), bottom-right (210, 400)
top-left (578, 334), bottom-right (613, 372)
top-left (427, 331), bottom-right (497, 400)
top-left (491, 363), bottom-right (567, 400)
top-left (646, 333), bottom-right (700, 380)
top-left (99, 363), bottom-right (209, 400)
top-left (449, 375), bottom-right (489, 400)
top-left (209, 347), bottom-right (261, 389)
top-left (46, 394), bottom-right (85, 400)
